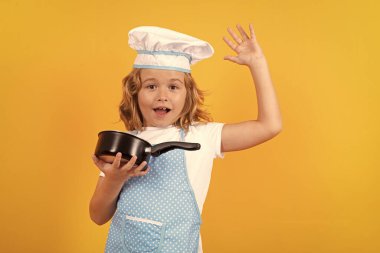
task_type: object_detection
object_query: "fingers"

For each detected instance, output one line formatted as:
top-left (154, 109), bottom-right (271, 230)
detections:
top-left (97, 153), bottom-right (144, 173)
top-left (112, 152), bottom-right (123, 169)
top-left (226, 24), bottom-right (250, 45)
top-left (223, 36), bottom-right (237, 51)
top-left (120, 155), bottom-right (138, 171)
top-left (131, 162), bottom-right (150, 177)
top-left (227, 27), bottom-right (243, 45)
top-left (120, 158), bottom-right (150, 178)
top-left (224, 24), bottom-right (256, 47)
top-left (92, 153), bottom-right (150, 181)
top-left (236, 24), bottom-right (250, 41)
top-left (248, 24), bottom-right (257, 42)
top-left (138, 166), bottom-right (151, 176)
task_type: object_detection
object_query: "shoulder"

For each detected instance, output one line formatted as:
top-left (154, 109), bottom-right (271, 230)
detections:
top-left (186, 122), bottom-right (225, 143)
top-left (188, 122), bottom-right (225, 135)
top-left (186, 122), bottom-right (225, 158)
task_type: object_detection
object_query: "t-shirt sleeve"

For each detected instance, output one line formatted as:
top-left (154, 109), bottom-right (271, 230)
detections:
top-left (197, 122), bottom-right (224, 159)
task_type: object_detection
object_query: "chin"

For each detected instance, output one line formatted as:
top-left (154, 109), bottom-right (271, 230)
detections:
top-left (157, 123), bottom-right (173, 128)
top-left (145, 122), bottom-right (172, 128)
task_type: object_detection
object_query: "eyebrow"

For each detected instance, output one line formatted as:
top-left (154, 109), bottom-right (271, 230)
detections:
top-left (169, 78), bottom-right (184, 83)
top-left (142, 78), bottom-right (184, 84)
top-left (142, 78), bottom-right (157, 84)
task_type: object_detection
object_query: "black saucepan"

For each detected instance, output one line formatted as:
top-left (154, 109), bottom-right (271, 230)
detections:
top-left (94, 130), bottom-right (201, 170)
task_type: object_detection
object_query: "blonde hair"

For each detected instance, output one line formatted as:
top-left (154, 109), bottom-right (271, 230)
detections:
top-left (119, 68), bottom-right (212, 131)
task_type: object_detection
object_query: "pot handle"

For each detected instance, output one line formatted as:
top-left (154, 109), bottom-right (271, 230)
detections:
top-left (151, 142), bottom-right (201, 157)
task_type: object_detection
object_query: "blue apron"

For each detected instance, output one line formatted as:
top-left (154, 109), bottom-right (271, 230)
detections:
top-left (105, 130), bottom-right (201, 253)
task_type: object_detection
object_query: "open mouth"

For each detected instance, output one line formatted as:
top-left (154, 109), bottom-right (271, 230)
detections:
top-left (153, 107), bottom-right (171, 114)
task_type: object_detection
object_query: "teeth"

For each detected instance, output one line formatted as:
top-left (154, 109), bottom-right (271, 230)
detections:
top-left (154, 107), bottom-right (170, 111)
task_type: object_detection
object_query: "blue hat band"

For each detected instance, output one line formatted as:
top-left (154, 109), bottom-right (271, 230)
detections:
top-left (137, 50), bottom-right (192, 63)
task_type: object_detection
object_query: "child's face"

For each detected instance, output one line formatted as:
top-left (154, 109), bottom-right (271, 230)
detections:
top-left (138, 69), bottom-right (186, 128)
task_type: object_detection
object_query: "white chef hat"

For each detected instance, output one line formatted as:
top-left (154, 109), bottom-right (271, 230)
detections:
top-left (128, 26), bottom-right (214, 73)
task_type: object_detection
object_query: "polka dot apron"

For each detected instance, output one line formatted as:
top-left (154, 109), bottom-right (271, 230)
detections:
top-left (105, 130), bottom-right (201, 253)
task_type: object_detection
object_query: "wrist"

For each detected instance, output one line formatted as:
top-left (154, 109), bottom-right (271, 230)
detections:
top-left (248, 58), bottom-right (269, 73)
top-left (247, 55), bottom-right (267, 67)
top-left (103, 174), bottom-right (127, 188)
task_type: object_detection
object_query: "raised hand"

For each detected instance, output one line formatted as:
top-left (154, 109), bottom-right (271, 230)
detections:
top-left (223, 24), bottom-right (265, 66)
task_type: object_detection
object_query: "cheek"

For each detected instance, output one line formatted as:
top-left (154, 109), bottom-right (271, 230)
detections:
top-left (137, 93), bottom-right (142, 107)
top-left (176, 91), bottom-right (187, 111)
top-left (137, 92), bottom-right (148, 109)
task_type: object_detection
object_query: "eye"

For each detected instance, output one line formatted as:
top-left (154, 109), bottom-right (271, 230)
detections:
top-left (145, 84), bottom-right (157, 90)
top-left (169, 84), bottom-right (179, 90)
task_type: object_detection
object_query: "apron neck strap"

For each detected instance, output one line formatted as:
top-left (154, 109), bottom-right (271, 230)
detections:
top-left (179, 128), bottom-right (185, 141)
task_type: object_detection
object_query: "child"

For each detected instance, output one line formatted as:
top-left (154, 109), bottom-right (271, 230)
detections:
top-left (90, 24), bottom-right (282, 253)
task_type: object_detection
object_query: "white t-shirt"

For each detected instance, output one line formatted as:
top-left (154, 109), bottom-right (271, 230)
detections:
top-left (99, 122), bottom-right (224, 252)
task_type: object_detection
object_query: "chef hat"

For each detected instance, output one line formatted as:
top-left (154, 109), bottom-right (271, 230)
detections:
top-left (128, 26), bottom-right (214, 73)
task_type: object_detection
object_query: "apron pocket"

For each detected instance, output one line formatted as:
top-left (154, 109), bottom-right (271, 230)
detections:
top-left (123, 214), bottom-right (165, 253)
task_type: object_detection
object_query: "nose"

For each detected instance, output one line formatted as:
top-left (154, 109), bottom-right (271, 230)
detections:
top-left (158, 97), bottom-right (168, 102)
top-left (157, 87), bottom-right (168, 102)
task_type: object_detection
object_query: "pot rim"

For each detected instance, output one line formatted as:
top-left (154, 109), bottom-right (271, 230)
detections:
top-left (98, 130), bottom-right (151, 146)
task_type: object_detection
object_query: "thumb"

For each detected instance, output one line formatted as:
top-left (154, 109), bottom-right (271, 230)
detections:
top-left (224, 55), bottom-right (242, 64)
top-left (92, 155), bottom-right (106, 170)
top-left (92, 154), bottom-right (99, 164)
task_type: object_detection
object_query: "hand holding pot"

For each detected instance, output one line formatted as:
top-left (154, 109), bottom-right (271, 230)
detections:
top-left (92, 152), bottom-right (150, 183)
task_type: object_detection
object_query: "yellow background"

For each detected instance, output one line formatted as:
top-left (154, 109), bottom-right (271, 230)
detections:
top-left (1, 0), bottom-right (379, 252)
